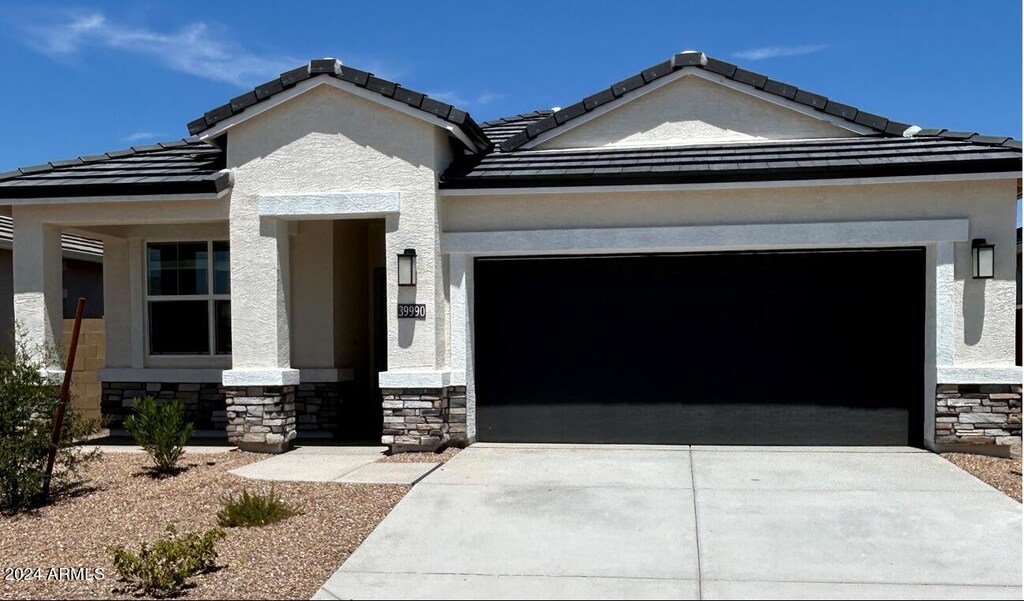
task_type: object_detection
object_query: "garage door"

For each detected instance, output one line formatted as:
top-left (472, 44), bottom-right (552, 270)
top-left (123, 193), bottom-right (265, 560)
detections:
top-left (474, 248), bottom-right (924, 446)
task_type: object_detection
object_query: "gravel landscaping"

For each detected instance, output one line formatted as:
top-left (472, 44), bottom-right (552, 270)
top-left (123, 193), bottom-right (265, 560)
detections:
top-left (941, 444), bottom-right (1022, 502)
top-left (0, 451), bottom-right (408, 599)
top-left (379, 447), bottom-right (460, 464)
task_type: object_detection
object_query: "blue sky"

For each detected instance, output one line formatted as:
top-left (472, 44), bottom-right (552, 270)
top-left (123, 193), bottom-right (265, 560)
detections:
top-left (0, 1), bottom-right (1020, 171)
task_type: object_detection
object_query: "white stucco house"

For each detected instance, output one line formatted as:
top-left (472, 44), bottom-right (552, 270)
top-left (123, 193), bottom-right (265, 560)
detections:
top-left (1, 51), bottom-right (1020, 454)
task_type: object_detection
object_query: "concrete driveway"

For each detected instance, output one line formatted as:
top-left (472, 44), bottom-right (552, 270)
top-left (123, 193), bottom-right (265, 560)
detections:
top-left (315, 444), bottom-right (1022, 600)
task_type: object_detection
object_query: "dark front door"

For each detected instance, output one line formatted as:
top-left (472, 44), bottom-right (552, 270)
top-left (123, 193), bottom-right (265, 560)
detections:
top-left (474, 248), bottom-right (924, 446)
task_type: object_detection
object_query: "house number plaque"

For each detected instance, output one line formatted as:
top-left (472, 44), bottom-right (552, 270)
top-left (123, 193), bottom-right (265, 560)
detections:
top-left (397, 304), bottom-right (427, 319)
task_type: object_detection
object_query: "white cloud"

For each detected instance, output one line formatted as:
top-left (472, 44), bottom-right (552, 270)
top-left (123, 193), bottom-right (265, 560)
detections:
top-left (426, 90), bottom-right (504, 109)
top-left (21, 11), bottom-right (298, 87)
top-left (734, 44), bottom-right (828, 61)
top-left (122, 131), bottom-right (164, 143)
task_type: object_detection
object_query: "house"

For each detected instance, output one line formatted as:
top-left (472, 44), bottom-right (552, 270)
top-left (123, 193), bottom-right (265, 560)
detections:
top-left (0, 215), bottom-right (105, 420)
top-left (0, 51), bottom-right (1019, 454)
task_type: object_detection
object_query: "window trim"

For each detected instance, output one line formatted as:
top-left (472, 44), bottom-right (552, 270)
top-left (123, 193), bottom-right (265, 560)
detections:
top-left (144, 239), bottom-right (230, 357)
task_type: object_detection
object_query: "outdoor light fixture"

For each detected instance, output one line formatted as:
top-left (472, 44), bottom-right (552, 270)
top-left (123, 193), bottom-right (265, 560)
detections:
top-left (397, 248), bottom-right (417, 286)
top-left (971, 238), bottom-right (995, 279)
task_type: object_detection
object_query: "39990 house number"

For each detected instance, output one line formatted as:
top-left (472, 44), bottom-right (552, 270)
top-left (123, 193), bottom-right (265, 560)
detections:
top-left (397, 304), bottom-right (427, 319)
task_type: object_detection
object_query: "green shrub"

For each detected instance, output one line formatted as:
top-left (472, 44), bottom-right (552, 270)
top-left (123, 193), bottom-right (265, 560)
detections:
top-left (108, 524), bottom-right (224, 597)
top-left (217, 487), bottom-right (298, 527)
top-left (123, 397), bottom-right (193, 475)
top-left (0, 342), bottom-right (100, 512)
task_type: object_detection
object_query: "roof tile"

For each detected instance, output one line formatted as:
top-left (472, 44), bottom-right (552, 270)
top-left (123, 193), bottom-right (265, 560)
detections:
top-left (823, 100), bottom-right (857, 120)
top-left (254, 78), bottom-right (285, 100)
top-left (392, 87), bottom-right (425, 108)
top-left (420, 97), bottom-right (452, 119)
top-left (671, 51), bottom-right (707, 67)
top-left (762, 79), bottom-right (798, 99)
top-left (337, 65), bottom-right (370, 86)
top-left (731, 68), bottom-right (767, 89)
top-left (584, 88), bottom-right (616, 110)
top-left (280, 66), bottom-right (311, 87)
top-left (309, 58), bottom-right (340, 75)
top-left (611, 74), bottom-right (645, 97)
top-left (853, 111), bottom-right (888, 130)
top-left (365, 76), bottom-right (396, 97)
top-left (641, 60), bottom-right (673, 83)
top-left (554, 102), bottom-right (586, 124)
top-left (704, 57), bottom-right (737, 77)
top-left (230, 91), bottom-right (258, 112)
top-left (793, 90), bottom-right (827, 110)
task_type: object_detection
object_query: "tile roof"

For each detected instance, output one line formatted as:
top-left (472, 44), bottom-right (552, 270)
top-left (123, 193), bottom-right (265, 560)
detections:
top-left (0, 215), bottom-right (102, 258)
top-left (186, 59), bottom-right (493, 153)
top-left (480, 111), bottom-right (554, 147)
top-left (497, 51), bottom-right (1024, 153)
top-left (0, 138), bottom-right (229, 199)
top-left (441, 136), bottom-right (1022, 189)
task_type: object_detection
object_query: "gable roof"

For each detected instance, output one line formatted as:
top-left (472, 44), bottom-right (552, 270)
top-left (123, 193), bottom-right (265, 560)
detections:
top-left (442, 136), bottom-right (1021, 189)
top-left (186, 59), bottom-right (493, 153)
top-left (0, 138), bottom-right (229, 199)
top-left (497, 51), bottom-right (1023, 153)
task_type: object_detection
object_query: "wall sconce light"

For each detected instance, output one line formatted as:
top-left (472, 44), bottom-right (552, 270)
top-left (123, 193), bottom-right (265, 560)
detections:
top-left (971, 238), bottom-right (994, 279)
top-left (397, 248), bottom-right (417, 286)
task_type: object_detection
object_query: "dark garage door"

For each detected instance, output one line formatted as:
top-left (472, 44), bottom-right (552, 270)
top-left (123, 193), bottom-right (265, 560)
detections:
top-left (474, 248), bottom-right (924, 446)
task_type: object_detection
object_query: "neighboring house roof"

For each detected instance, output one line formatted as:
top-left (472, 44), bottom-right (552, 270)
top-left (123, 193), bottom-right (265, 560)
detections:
top-left (0, 138), bottom-right (228, 199)
top-left (480, 111), bottom-right (554, 147)
top-left (496, 51), bottom-right (1024, 153)
top-left (186, 59), bottom-right (493, 152)
top-left (0, 215), bottom-right (103, 261)
top-left (441, 136), bottom-right (1021, 189)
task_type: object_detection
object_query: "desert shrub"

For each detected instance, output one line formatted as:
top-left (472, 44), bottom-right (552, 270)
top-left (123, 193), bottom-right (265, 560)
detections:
top-left (217, 487), bottom-right (298, 527)
top-left (123, 397), bottom-right (193, 475)
top-left (109, 524), bottom-right (224, 597)
top-left (0, 343), bottom-right (100, 512)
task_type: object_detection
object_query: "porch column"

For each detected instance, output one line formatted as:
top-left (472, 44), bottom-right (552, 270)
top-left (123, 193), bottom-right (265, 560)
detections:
top-left (11, 208), bottom-right (63, 372)
top-left (223, 210), bottom-right (298, 453)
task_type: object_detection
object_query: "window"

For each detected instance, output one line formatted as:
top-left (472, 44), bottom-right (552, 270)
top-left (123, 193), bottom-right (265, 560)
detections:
top-left (146, 241), bottom-right (231, 355)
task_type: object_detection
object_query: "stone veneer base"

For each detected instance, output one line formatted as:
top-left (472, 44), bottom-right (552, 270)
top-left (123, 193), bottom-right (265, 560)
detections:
top-left (226, 385), bottom-right (297, 454)
top-left (101, 381), bottom-right (227, 430)
top-left (935, 383), bottom-right (1022, 450)
top-left (382, 386), bottom-right (467, 451)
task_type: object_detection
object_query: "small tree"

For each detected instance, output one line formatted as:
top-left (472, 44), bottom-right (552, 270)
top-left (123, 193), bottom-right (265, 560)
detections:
top-left (0, 342), bottom-right (99, 512)
top-left (124, 397), bottom-right (193, 475)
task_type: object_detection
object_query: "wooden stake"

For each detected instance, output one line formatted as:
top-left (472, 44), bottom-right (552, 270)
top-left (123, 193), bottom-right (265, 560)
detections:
top-left (42, 297), bottom-right (86, 500)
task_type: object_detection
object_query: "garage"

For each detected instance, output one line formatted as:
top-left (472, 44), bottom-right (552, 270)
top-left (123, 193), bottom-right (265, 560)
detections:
top-left (473, 248), bottom-right (925, 446)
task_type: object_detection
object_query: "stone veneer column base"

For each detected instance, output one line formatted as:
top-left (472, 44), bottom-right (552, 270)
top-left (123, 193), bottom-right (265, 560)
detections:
top-left (381, 386), bottom-right (467, 451)
top-left (936, 384), bottom-right (1022, 452)
top-left (226, 386), bottom-right (297, 453)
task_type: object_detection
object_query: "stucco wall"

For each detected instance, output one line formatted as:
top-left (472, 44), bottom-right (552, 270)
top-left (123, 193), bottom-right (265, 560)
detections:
top-left (226, 83), bottom-right (451, 372)
top-left (537, 74), bottom-right (854, 149)
top-left (290, 220), bottom-right (335, 368)
top-left (443, 179), bottom-right (1019, 365)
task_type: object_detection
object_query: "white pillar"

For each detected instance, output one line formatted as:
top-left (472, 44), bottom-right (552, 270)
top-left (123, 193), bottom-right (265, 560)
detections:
top-left (11, 208), bottom-right (63, 368)
top-left (222, 210), bottom-right (297, 386)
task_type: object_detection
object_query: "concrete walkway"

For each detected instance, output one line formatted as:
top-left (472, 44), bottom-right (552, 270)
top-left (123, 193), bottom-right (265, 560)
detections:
top-left (315, 444), bottom-right (1022, 600)
top-left (228, 446), bottom-right (437, 484)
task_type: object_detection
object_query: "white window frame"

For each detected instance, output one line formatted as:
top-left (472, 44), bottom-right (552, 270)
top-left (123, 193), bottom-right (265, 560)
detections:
top-left (143, 239), bottom-right (230, 357)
